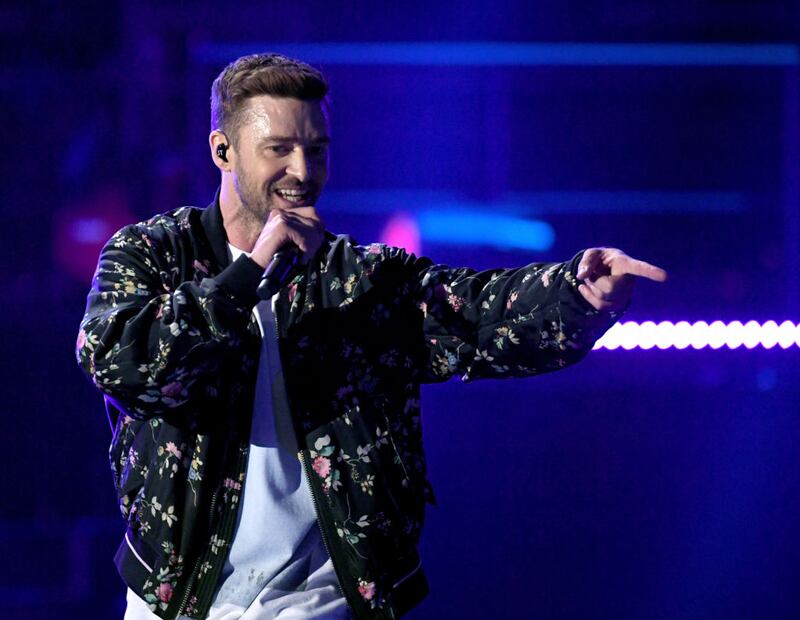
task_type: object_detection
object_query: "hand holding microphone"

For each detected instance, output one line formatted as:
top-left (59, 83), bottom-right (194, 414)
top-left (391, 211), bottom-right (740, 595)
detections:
top-left (250, 206), bottom-right (325, 300)
top-left (257, 245), bottom-right (300, 300)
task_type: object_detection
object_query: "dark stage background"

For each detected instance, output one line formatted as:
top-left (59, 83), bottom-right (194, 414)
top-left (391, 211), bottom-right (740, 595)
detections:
top-left (3, 1), bottom-right (799, 618)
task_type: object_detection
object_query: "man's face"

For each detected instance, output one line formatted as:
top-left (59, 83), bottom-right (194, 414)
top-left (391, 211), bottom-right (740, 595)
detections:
top-left (229, 95), bottom-right (330, 224)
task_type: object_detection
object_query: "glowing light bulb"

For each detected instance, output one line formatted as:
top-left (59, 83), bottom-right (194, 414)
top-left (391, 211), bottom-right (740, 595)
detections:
top-left (742, 321), bottom-right (761, 349)
top-left (707, 321), bottom-right (727, 349)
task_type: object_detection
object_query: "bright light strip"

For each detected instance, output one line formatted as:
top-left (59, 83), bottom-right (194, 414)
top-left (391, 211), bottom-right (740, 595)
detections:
top-left (593, 321), bottom-right (800, 351)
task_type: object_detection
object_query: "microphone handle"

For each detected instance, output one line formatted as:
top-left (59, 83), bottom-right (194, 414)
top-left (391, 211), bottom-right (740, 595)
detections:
top-left (257, 246), bottom-right (300, 300)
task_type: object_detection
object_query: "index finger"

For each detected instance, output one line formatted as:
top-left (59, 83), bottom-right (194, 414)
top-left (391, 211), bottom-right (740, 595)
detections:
top-left (274, 206), bottom-right (324, 227)
top-left (615, 256), bottom-right (668, 282)
top-left (272, 205), bottom-right (320, 219)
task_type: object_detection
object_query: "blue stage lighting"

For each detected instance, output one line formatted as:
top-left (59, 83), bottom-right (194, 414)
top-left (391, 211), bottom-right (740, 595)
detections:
top-left (418, 210), bottom-right (555, 251)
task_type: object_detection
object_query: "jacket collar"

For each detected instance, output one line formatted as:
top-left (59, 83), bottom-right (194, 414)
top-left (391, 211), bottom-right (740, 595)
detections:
top-left (199, 186), bottom-right (231, 271)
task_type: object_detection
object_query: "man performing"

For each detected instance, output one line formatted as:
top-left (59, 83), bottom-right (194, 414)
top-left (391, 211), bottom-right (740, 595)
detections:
top-left (76, 53), bottom-right (667, 619)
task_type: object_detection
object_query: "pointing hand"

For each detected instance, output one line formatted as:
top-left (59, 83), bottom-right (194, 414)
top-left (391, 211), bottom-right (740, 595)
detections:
top-left (576, 248), bottom-right (667, 313)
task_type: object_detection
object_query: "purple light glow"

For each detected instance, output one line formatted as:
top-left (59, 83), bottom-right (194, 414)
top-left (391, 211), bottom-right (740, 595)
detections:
top-left (593, 320), bottom-right (800, 351)
top-left (380, 212), bottom-right (421, 256)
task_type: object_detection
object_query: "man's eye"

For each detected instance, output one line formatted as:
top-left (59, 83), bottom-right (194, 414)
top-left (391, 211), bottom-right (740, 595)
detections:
top-left (267, 145), bottom-right (291, 155)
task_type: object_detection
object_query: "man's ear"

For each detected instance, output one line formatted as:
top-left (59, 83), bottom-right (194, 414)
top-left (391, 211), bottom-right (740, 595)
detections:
top-left (210, 130), bottom-right (232, 170)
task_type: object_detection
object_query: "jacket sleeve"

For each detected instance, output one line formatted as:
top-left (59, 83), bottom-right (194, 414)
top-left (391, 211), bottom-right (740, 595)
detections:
top-left (392, 248), bottom-right (621, 383)
top-left (75, 221), bottom-right (263, 420)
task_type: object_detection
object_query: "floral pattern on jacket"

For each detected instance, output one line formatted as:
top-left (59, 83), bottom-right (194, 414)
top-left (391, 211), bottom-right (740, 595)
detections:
top-left (76, 197), bottom-right (620, 619)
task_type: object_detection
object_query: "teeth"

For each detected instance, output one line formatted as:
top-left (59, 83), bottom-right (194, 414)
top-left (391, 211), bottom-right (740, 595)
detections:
top-left (275, 189), bottom-right (309, 203)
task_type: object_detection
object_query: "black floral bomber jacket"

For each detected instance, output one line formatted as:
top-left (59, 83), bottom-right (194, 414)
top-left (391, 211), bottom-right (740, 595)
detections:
top-left (76, 194), bottom-right (620, 619)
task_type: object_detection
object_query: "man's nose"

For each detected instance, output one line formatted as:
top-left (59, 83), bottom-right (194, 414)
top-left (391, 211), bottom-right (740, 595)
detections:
top-left (286, 148), bottom-right (310, 182)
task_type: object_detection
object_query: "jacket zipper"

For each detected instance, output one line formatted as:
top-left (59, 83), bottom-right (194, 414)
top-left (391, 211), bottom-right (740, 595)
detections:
top-left (298, 449), bottom-right (349, 604)
top-left (273, 292), bottom-right (350, 606)
top-left (178, 311), bottom-right (258, 616)
top-left (177, 486), bottom-right (219, 616)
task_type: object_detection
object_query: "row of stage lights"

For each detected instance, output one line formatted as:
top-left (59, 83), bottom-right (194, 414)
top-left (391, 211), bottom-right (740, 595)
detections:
top-left (593, 321), bottom-right (800, 351)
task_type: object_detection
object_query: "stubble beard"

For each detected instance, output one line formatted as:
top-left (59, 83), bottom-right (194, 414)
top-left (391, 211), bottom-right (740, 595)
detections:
top-left (233, 165), bottom-right (273, 236)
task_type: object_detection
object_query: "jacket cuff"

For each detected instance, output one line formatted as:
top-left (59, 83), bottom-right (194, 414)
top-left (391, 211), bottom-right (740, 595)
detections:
top-left (565, 251), bottom-right (595, 312)
top-left (214, 254), bottom-right (264, 307)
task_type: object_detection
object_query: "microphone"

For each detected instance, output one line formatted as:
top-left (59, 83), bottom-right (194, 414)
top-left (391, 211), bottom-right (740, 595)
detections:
top-left (257, 245), bottom-right (300, 300)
